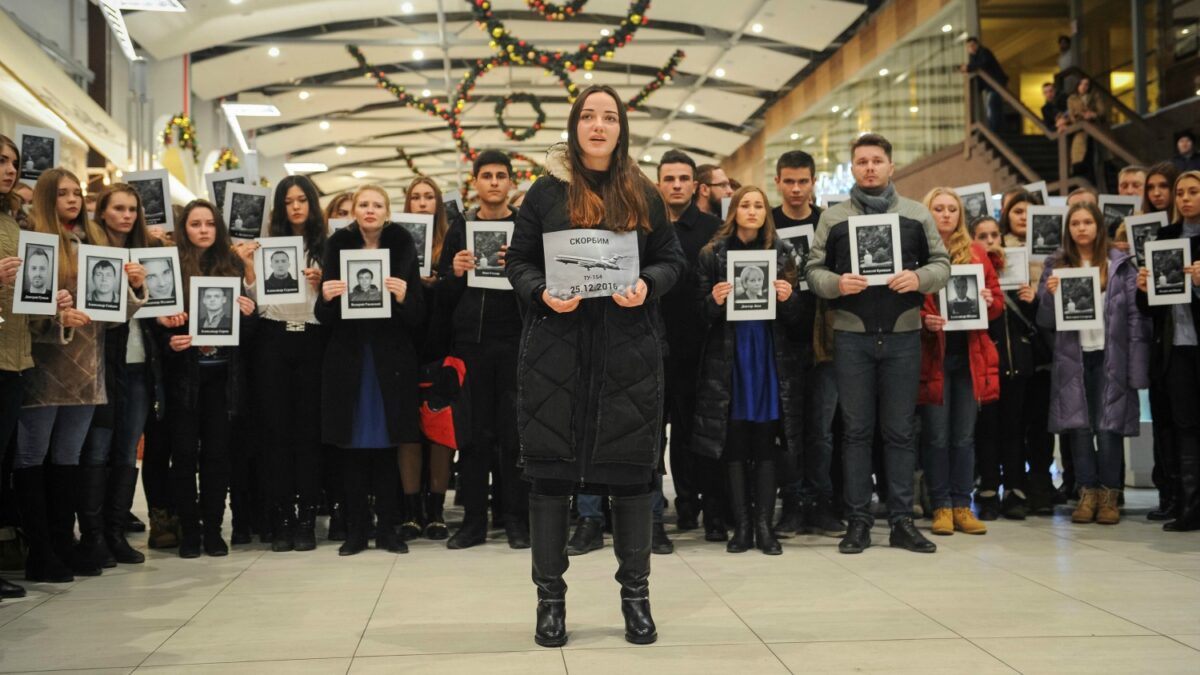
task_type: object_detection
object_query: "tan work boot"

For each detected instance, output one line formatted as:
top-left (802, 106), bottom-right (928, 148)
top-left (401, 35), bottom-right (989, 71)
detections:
top-left (931, 508), bottom-right (953, 535)
top-left (1096, 488), bottom-right (1122, 525)
top-left (952, 507), bottom-right (987, 534)
top-left (148, 507), bottom-right (179, 549)
top-left (1072, 488), bottom-right (1100, 523)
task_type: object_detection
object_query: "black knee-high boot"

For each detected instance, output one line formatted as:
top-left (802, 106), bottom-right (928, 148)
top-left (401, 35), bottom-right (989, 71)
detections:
top-left (105, 467), bottom-right (146, 563)
top-left (611, 492), bottom-right (657, 645)
top-left (76, 466), bottom-right (115, 569)
top-left (754, 461), bottom-right (782, 555)
top-left (725, 462), bottom-right (752, 553)
top-left (47, 465), bottom-right (101, 576)
top-left (14, 466), bottom-right (73, 583)
top-left (529, 492), bottom-right (570, 647)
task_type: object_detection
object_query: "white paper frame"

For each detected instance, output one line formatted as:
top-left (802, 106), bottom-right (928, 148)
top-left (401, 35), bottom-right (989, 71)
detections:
top-left (1022, 180), bottom-right (1049, 206)
top-left (123, 170), bottom-right (174, 232)
top-left (130, 247), bottom-right (183, 318)
top-left (777, 225), bottom-right (814, 291)
top-left (1145, 239), bottom-right (1193, 307)
top-left (720, 197), bottom-right (731, 222)
top-left (11, 230), bottom-right (60, 316)
top-left (1053, 266), bottom-right (1104, 332)
top-left (340, 249), bottom-right (392, 320)
top-left (819, 193), bottom-right (850, 208)
top-left (726, 250), bottom-right (777, 322)
top-left (223, 183), bottom-right (270, 240)
top-left (997, 247), bottom-right (1029, 290)
top-left (466, 221), bottom-right (514, 290)
top-left (188, 276), bottom-right (242, 347)
top-left (15, 124), bottom-right (60, 186)
top-left (76, 244), bottom-right (128, 322)
top-left (938, 264), bottom-right (987, 331)
top-left (954, 182), bottom-right (994, 224)
top-left (392, 213), bottom-right (435, 277)
top-left (254, 236), bottom-right (307, 306)
top-left (1098, 194), bottom-right (1141, 234)
top-left (1125, 212), bottom-right (1168, 268)
top-left (327, 218), bottom-right (353, 235)
top-left (204, 170), bottom-right (245, 214)
top-left (1027, 206), bottom-right (1067, 259)
top-left (848, 213), bottom-right (902, 285)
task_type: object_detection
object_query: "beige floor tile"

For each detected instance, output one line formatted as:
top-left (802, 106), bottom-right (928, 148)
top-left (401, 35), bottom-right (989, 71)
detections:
top-left (768, 638), bottom-right (1016, 674)
top-left (133, 658), bottom-right (351, 674)
top-left (973, 635), bottom-right (1200, 674)
top-left (1168, 634), bottom-right (1200, 651)
top-left (219, 556), bottom-right (393, 595)
top-left (563, 643), bottom-right (789, 674)
top-left (1013, 569), bottom-right (1200, 634)
top-left (350, 651), bottom-right (565, 674)
top-left (4, 670), bottom-right (133, 675)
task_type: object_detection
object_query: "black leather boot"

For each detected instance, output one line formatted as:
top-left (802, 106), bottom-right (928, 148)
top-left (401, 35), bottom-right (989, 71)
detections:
top-left (327, 502), bottom-right (346, 541)
top-left (77, 466), bottom-right (115, 569)
top-left (447, 512), bottom-right (488, 549)
top-left (339, 481), bottom-right (369, 556)
top-left (530, 493), bottom-right (570, 648)
top-left (505, 513), bottom-right (531, 550)
top-left (611, 492), bottom-right (657, 645)
top-left (271, 504), bottom-right (296, 553)
top-left (14, 467), bottom-right (73, 583)
top-left (725, 462), bottom-right (752, 553)
top-left (47, 465), bottom-right (101, 576)
top-left (294, 503), bottom-right (317, 551)
top-left (702, 490), bottom-right (728, 542)
top-left (424, 492), bottom-right (448, 540)
top-left (1165, 443), bottom-right (1200, 532)
top-left (753, 461), bottom-right (782, 555)
top-left (566, 516), bottom-right (603, 555)
top-left (398, 494), bottom-right (423, 542)
top-left (179, 516), bottom-right (203, 559)
top-left (104, 466), bottom-right (145, 564)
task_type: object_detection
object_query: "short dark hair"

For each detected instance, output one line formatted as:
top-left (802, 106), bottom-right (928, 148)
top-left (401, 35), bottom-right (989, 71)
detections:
top-left (966, 36), bottom-right (979, 44)
top-left (850, 133), bottom-right (893, 160)
top-left (696, 164), bottom-right (719, 185)
top-left (357, 268), bottom-right (374, 279)
top-left (92, 259), bottom-right (116, 276)
top-left (1176, 130), bottom-right (1196, 144)
top-left (472, 150), bottom-right (513, 177)
top-left (775, 150), bottom-right (815, 177)
top-left (657, 149), bottom-right (696, 179)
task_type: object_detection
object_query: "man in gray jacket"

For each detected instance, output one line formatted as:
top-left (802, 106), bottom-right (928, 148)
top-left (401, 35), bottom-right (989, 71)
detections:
top-left (805, 133), bottom-right (950, 555)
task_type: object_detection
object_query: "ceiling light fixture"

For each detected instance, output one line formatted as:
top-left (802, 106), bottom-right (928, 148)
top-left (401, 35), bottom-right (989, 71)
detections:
top-left (352, 170), bottom-right (369, 179)
top-left (600, 28), bottom-right (610, 37)
top-left (412, 49), bottom-right (424, 60)
top-left (879, 68), bottom-right (889, 76)
top-left (230, 0), bottom-right (244, 5)
top-left (661, 132), bottom-right (671, 141)
top-left (319, 120), bottom-right (331, 130)
top-left (714, 67), bottom-right (726, 78)
top-left (114, 0), bottom-right (186, 9)
top-left (684, 103), bottom-right (695, 114)
top-left (284, 162), bottom-right (328, 175)
top-left (560, 131), bottom-right (569, 140)
top-left (97, 1), bottom-right (141, 62)
top-left (909, 105), bottom-right (919, 113)
top-left (421, 89), bottom-right (432, 97)
top-left (268, 47), bottom-right (281, 57)
top-left (642, 154), bottom-right (652, 162)
top-left (751, 23), bottom-right (763, 33)
top-left (942, 24), bottom-right (952, 33)
top-left (831, 105), bottom-right (840, 113)
top-left (221, 103), bottom-right (281, 154)
top-left (336, 146), bottom-right (347, 155)
top-left (298, 90), bottom-right (310, 100)
top-left (401, 2), bottom-right (414, 13)
top-left (583, 72), bottom-right (593, 80)
top-left (790, 132), bottom-right (800, 140)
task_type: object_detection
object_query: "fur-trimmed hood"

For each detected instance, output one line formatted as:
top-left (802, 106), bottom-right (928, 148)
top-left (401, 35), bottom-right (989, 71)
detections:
top-left (543, 143), bottom-right (571, 183)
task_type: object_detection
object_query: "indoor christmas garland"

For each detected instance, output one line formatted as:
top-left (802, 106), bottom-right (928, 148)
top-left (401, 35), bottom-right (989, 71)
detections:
top-left (526, 0), bottom-right (588, 21)
top-left (496, 93), bottom-right (546, 141)
top-left (212, 147), bottom-right (239, 172)
top-left (162, 113), bottom-right (199, 163)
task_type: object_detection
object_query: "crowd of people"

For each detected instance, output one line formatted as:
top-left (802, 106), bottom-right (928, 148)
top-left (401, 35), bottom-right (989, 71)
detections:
top-left (0, 83), bottom-right (1197, 647)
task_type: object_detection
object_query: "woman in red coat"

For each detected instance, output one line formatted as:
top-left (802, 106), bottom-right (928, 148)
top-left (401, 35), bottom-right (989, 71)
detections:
top-left (918, 188), bottom-right (1003, 536)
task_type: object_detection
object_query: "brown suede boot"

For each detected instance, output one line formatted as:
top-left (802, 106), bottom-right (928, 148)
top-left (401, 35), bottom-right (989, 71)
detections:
top-left (952, 507), bottom-right (987, 535)
top-left (1096, 488), bottom-right (1122, 525)
top-left (1072, 488), bottom-right (1099, 524)
top-left (148, 508), bottom-right (179, 549)
top-left (931, 508), bottom-right (953, 535)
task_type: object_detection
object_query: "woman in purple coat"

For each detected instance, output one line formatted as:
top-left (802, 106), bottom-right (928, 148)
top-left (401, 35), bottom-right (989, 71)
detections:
top-left (1037, 202), bottom-right (1150, 525)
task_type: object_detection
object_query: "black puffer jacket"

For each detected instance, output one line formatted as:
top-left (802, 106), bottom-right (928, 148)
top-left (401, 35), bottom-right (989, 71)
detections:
top-left (692, 235), bottom-right (804, 459)
top-left (505, 145), bottom-right (685, 484)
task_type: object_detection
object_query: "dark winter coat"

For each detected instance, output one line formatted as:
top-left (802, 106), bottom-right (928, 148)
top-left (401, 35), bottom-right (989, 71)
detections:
top-left (505, 144), bottom-right (686, 484)
top-left (158, 295), bottom-right (255, 418)
top-left (439, 208), bottom-right (523, 346)
top-left (660, 202), bottom-right (722, 362)
top-left (1036, 247), bottom-right (1150, 435)
top-left (315, 223), bottom-right (425, 448)
top-left (691, 235), bottom-right (804, 459)
top-left (1134, 223), bottom-right (1200, 376)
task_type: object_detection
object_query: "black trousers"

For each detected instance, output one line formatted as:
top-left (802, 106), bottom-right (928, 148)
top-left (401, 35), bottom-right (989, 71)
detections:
top-left (1025, 370), bottom-right (1055, 478)
top-left (0, 371), bottom-right (21, 469)
top-left (725, 420), bottom-right (778, 464)
top-left (254, 321), bottom-right (323, 506)
top-left (1167, 346), bottom-right (1200, 514)
top-left (1149, 375), bottom-right (1176, 499)
top-left (169, 364), bottom-right (232, 528)
top-left (343, 448), bottom-right (398, 537)
top-left (456, 339), bottom-right (526, 519)
top-left (532, 478), bottom-right (651, 498)
top-left (141, 414), bottom-right (172, 510)
top-left (663, 351), bottom-right (703, 510)
top-left (977, 375), bottom-right (1031, 493)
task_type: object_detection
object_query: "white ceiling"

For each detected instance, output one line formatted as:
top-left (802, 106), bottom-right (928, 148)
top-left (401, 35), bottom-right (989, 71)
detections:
top-left (124, 0), bottom-right (866, 193)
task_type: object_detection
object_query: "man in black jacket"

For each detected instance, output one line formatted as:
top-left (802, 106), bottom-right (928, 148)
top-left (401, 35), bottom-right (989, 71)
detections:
top-left (445, 150), bottom-right (529, 550)
top-left (962, 37), bottom-right (1009, 133)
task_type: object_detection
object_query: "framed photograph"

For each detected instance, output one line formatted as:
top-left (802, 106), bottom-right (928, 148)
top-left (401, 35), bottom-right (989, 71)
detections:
top-left (955, 182), bottom-right (993, 224)
top-left (188, 276), bottom-right (242, 347)
top-left (328, 218), bottom-right (353, 235)
top-left (130, 247), bottom-right (183, 318)
top-left (776, 224), bottom-right (814, 291)
top-left (726, 250), bottom-right (777, 321)
top-left (466, 221), bottom-right (514, 290)
top-left (720, 197), bottom-right (731, 222)
top-left (254, 236), bottom-right (306, 306)
top-left (1053, 266), bottom-right (1103, 332)
top-left (1022, 180), bottom-right (1048, 206)
top-left (1145, 239), bottom-right (1193, 307)
top-left (15, 125), bottom-right (60, 186)
top-left (76, 244), bottom-right (129, 323)
top-left (443, 194), bottom-right (465, 229)
top-left (123, 170), bottom-right (174, 232)
top-left (997, 247), bottom-right (1029, 290)
top-left (1027, 206), bottom-right (1067, 259)
top-left (1125, 212), bottom-right (1168, 268)
top-left (1046, 196), bottom-right (1068, 207)
top-left (848, 214), bottom-right (902, 285)
top-left (819, 193), bottom-right (850, 208)
top-left (205, 170), bottom-right (245, 215)
top-left (341, 249), bottom-right (391, 320)
top-left (11, 230), bottom-right (60, 316)
top-left (1098, 194), bottom-right (1141, 236)
top-left (938, 263), bottom-right (987, 331)
top-left (544, 229), bottom-right (640, 300)
top-left (223, 183), bottom-right (270, 240)
top-left (391, 212), bottom-right (434, 277)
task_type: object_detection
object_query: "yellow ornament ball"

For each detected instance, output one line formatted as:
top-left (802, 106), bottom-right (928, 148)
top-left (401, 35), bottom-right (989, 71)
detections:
top-left (583, 60), bottom-right (594, 70)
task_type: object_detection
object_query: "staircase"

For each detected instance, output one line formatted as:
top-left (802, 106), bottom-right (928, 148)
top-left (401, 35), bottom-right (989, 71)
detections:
top-left (997, 131), bottom-right (1059, 182)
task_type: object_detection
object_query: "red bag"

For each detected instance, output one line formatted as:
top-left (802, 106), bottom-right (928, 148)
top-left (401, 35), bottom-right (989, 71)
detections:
top-left (418, 356), bottom-right (471, 451)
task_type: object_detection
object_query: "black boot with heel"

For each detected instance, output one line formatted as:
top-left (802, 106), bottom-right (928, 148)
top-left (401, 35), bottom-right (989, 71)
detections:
top-left (725, 462), bottom-right (752, 553)
top-left (753, 461), bottom-right (782, 555)
top-left (530, 493), bottom-right (570, 647)
top-left (611, 492), bottom-right (657, 645)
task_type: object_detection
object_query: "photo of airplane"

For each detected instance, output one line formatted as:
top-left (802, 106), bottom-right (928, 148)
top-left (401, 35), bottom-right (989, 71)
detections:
top-left (553, 254), bottom-right (630, 271)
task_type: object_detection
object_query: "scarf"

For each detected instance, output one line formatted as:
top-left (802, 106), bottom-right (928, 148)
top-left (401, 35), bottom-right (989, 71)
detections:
top-left (850, 182), bottom-right (896, 215)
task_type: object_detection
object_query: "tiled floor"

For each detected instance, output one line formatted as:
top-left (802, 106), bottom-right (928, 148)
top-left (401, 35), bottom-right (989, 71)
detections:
top-left (1, 488), bottom-right (1197, 674)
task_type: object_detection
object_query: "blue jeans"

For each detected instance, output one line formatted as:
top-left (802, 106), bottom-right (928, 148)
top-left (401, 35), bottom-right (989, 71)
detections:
top-left (985, 89), bottom-right (1004, 133)
top-left (1071, 351), bottom-right (1124, 488)
top-left (833, 331), bottom-right (922, 526)
top-left (16, 405), bottom-right (97, 468)
top-left (578, 480), bottom-right (664, 524)
top-left (919, 352), bottom-right (978, 509)
top-left (82, 364), bottom-right (149, 467)
top-left (801, 360), bottom-right (838, 501)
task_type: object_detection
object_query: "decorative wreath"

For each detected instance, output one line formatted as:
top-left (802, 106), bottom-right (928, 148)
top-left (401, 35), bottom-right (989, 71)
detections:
top-left (496, 93), bottom-right (546, 141)
top-left (212, 147), bottom-right (239, 172)
top-left (162, 114), bottom-right (199, 163)
top-left (526, 0), bottom-right (588, 20)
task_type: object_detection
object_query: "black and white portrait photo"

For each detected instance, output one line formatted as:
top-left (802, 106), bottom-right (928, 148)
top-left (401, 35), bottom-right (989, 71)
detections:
top-left (124, 170), bottom-right (172, 231)
top-left (1028, 206), bottom-right (1067, 257)
top-left (1125, 212), bottom-right (1167, 267)
top-left (205, 170), bottom-right (245, 217)
top-left (197, 287), bottom-right (234, 335)
top-left (188, 276), bottom-right (242, 346)
top-left (1145, 239), bottom-right (1193, 306)
top-left (15, 125), bottom-right (59, 185)
top-left (848, 213), bottom-right (902, 285)
top-left (725, 250), bottom-right (777, 321)
top-left (348, 262), bottom-right (382, 308)
top-left (444, 194), bottom-right (465, 230)
top-left (264, 249), bottom-right (299, 293)
top-left (1023, 180), bottom-right (1048, 206)
top-left (1152, 249), bottom-right (1185, 293)
top-left (939, 264), bottom-right (987, 330)
top-left (131, 247), bottom-right (184, 319)
top-left (224, 184), bottom-right (270, 240)
top-left (20, 244), bottom-right (54, 304)
top-left (466, 221), bottom-right (514, 290)
top-left (955, 183), bottom-right (993, 224)
top-left (733, 262), bottom-right (769, 310)
top-left (776, 225), bottom-right (813, 291)
top-left (1061, 278), bottom-right (1095, 319)
top-left (339, 250), bottom-right (391, 319)
top-left (143, 257), bottom-right (177, 305)
top-left (1053, 268), bottom-right (1103, 331)
top-left (84, 257), bottom-right (121, 310)
top-left (1098, 195), bottom-right (1140, 236)
top-left (997, 247), bottom-right (1029, 290)
top-left (394, 213), bottom-right (434, 276)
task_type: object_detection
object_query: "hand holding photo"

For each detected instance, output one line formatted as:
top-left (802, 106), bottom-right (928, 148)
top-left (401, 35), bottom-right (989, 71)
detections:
top-left (466, 221), bottom-right (514, 290)
top-left (848, 214), bottom-right (902, 285)
top-left (254, 236), bottom-right (306, 306)
top-left (1052, 266), bottom-right (1103, 332)
top-left (1026, 206), bottom-right (1068, 258)
top-left (954, 183), bottom-right (993, 224)
top-left (188, 276), bottom-right (242, 346)
top-left (15, 125), bottom-right (60, 186)
top-left (938, 264), bottom-right (987, 330)
top-left (11, 230), bottom-right (59, 316)
top-left (544, 229), bottom-right (640, 300)
top-left (1124, 212), bottom-right (1168, 268)
top-left (1144, 239), bottom-right (1193, 306)
top-left (123, 170), bottom-right (174, 231)
top-left (726, 250), bottom-right (777, 321)
top-left (1097, 194), bottom-right (1141, 236)
top-left (223, 184), bottom-right (270, 240)
top-left (392, 213), bottom-right (435, 277)
top-left (340, 249), bottom-right (392, 319)
top-left (77, 244), bottom-right (129, 322)
top-left (997, 247), bottom-right (1029, 290)
top-left (130, 247), bottom-right (183, 318)
top-left (776, 225), bottom-right (814, 291)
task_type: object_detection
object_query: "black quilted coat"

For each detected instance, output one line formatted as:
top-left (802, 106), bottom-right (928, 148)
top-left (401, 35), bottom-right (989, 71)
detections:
top-left (505, 147), bottom-right (685, 485)
top-left (692, 235), bottom-right (805, 459)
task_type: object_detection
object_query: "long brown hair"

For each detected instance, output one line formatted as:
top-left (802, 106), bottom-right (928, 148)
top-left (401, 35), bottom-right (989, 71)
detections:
top-left (564, 85), bottom-right (653, 233)
top-left (708, 185), bottom-right (796, 284)
top-left (0, 134), bottom-right (20, 216)
top-left (1062, 202), bottom-right (1110, 290)
top-left (999, 189), bottom-right (1034, 238)
top-left (404, 177), bottom-right (450, 265)
top-left (176, 199), bottom-right (242, 298)
top-left (91, 183), bottom-right (155, 249)
top-left (1143, 161), bottom-right (1179, 216)
top-left (1173, 170), bottom-right (1200, 224)
top-left (323, 192), bottom-right (353, 222)
top-left (31, 168), bottom-right (87, 287)
top-left (923, 187), bottom-right (974, 264)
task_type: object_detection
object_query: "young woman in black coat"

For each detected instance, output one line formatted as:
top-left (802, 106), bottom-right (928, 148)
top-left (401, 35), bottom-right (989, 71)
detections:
top-left (692, 185), bottom-right (803, 556)
top-left (316, 185), bottom-right (424, 556)
top-left (505, 84), bottom-right (685, 648)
